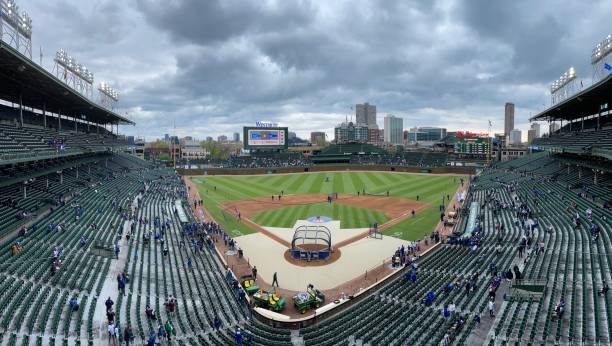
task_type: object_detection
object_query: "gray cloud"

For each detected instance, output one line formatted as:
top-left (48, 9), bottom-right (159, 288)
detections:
top-left (18, 0), bottom-right (612, 140)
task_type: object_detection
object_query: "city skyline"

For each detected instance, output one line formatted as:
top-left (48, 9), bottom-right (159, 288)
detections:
top-left (18, 0), bottom-right (611, 141)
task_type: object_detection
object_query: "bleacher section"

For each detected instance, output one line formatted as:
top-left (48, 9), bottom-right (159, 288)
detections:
top-left (0, 124), bottom-right (126, 162)
top-left (312, 143), bottom-right (387, 163)
top-left (471, 165), bottom-right (611, 345)
top-left (1, 139), bottom-right (610, 345)
top-left (532, 128), bottom-right (612, 157)
top-left (349, 151), bottom-right (448, 167)
top-left (496, 152), bottom-right (612, 203)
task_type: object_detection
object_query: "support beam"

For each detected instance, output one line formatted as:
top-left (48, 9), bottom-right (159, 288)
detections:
top-left (74, 115), bottom-right (78, 132)
top-left (598, 110), bottom-right (601, 130)
top-left (46, 178), bottom-right (49, 188)
top-left (19, 93), bottom-right (23, 127)
top-left (58, 111), bottom-right (62, 132)
top-left (23, 185), bottom-right (27, 199)
top-left (59, 172), bottom-right (63, 184)
top-left (43, 104), bottom-right (47, 129)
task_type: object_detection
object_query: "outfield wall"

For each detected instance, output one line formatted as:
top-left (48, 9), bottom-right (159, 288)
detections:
top-left (177, 164), bottom-right (475, 176)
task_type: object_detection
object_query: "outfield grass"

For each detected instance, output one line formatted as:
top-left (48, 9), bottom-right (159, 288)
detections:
top-left (192, 171), bottom-right (464, 241)
top-left (252, 203), bottom-right (389, 229)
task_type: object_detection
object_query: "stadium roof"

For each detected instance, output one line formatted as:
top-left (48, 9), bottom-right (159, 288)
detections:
top-left (0, 42), bottom-right (134, 125)
top-left (530, 72), bottom-right (612, 122)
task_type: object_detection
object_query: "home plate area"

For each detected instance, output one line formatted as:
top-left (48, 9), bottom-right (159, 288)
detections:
top-left (231, 218), bottom-right (406, 292)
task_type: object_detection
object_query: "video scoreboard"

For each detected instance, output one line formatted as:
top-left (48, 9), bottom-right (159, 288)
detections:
top-left (243, 126), bottom-right (289, 150)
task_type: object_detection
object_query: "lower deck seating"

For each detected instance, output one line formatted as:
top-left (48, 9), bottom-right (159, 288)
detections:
top-left (0, 151), bottom-right (609, 345)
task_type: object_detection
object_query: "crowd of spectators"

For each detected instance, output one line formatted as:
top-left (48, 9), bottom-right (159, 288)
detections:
top-left (47, 137), bottom-right (66, 152)
top-left (350, 152), bottom-right (448, 167)
top-left (185, 151), bottom-right (454, 169)
top-left (223, 155), bottom-right (311, 168)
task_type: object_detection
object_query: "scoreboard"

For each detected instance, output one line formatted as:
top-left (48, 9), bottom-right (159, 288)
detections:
top-left (243, 127), bottom-right (288, 150)
top-left (453, 136), bottom-right (491, 154)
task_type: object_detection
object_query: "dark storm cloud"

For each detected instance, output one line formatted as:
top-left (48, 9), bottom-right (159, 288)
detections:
top-left (20, 0), bottom-right (612, 140)
top-left (136, 0), bottom-right (315, 44)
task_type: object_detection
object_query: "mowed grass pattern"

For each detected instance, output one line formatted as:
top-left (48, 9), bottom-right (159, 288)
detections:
top-left (252, 203), bottom-right (389, 229)
top-left (192, 172), bottom-right (464, 240)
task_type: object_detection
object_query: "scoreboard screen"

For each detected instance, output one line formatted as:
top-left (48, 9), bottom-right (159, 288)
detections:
top-left (453, 137), bottom-right (490, 154)
top-left (243, 127), bottom-right (288, 150)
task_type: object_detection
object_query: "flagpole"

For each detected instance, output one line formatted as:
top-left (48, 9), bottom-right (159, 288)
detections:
top-left (487, 120), bottom-right (492, 166)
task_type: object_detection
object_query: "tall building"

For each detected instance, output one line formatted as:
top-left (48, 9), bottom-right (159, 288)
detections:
top-left (383, 114), bottom-right (403, 145)
top-left (310, 131), bottom-right (326, 144)
top-left (334, 122), bottom-right (368, 144)
top-left (504, 103), bottom-right (515, 136)
top-left (164, 134), bottom-right (170, 142)
top-left (232, 132), bottom-right (240, 142)
top-left (355, 103), bottom-right (377, 128)
top-left (217, 135), bottom-right (228, 142)
top-left (527, 129), bottom-right (536, 143)
top-left (407, 127), bottom-right (447, 143)
top-left (530, 123), bottom-right (541, 138)
top-left (367, 128), bottom-right (381, 145)
top-left (205, 136), bottom-right (213, 142)
top-left (180, 139), bottom-right (208, 159)
top-left (509, 129), bottom-right (522, 145)
top-left (288, 132), bottom-right (297, 139)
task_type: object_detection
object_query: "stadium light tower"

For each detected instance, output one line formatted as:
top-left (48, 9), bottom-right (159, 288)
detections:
top-left (591, 34), bottom-right (612, 83)
top-left (550, 66), bottom-right (577, 105)
top-left (98, 81), bottom-right (119, 110)
top-left (0, 0), bottom-right (33, 59)
top-left (53, 49), bottom-right (95, 99)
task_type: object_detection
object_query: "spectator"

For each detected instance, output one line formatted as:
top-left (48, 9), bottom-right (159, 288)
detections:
top-left (69, 295), bottom-right (79, 311)
top-left (165, 320), bottom-right (175, 342)
top-left (124, 324), bottom-right (133, 346)
top-left (105, 297), bottom-right (114, 312)
top-left (214, 315), bottom-right (222, 331)
top-left (146, 330), bottom-right (156, 346)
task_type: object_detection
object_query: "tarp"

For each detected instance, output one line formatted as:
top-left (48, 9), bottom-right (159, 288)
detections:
top-left (175, 200), bottom-right (188, 223)
top-left (461, 202), bottom-right (480, 240)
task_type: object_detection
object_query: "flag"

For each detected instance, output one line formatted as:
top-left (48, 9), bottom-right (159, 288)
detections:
top-left (580, 80), bottom-right (583, 88)
top-left (488, 120), bottom-right (492, 127)
top-left (605, 62), bottom-right (612, 71)
top-left (63, 66), bottom-right (67, 80)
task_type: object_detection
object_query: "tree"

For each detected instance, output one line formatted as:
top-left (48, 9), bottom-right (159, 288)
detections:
top-left (315, 138), bottom-right (328, 148)
top-left (201, 140), bottom-right (231, 160)
top-left (149, 141), bottom-right (169, 149)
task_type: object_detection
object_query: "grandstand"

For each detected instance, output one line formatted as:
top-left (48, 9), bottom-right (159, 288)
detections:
top-left (1, 8), bottom-right (611, 346)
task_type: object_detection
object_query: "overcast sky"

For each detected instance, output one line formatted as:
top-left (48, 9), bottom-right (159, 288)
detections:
top-left (23, 0), bottom-right (611, 141)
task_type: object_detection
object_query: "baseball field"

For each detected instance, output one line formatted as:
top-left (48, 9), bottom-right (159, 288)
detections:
top-left (191, 171), bottom-right (464, 241)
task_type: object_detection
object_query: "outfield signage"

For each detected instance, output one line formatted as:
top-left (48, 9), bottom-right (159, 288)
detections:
top-left (456, 131), bottom-right (489, 138)
top-left (255, 121), bottom-right (279, 128)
